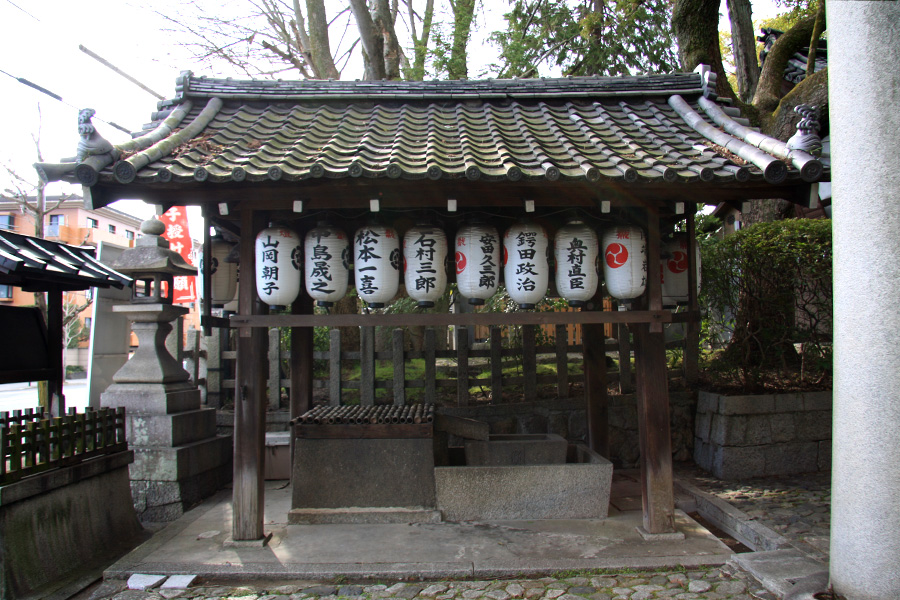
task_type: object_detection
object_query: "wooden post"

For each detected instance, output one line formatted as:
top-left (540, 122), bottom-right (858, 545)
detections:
top-left (47, 288), bottom-right (65, 417)
top-left (633, 324), bottom-right (676, 534)
top-left (329, 328), bottom-right (341, 406)
top-left (617, 323), bottom-right (633, 393)
top-left (456, 327), bottom-right (469, 406)
top-left (267, 328), bottom-right (281, 410)
top-left (290, 295), bottom-right (314, 418)
top-left (424, 328), bottom-right (436, 404)
top-left (522, 325), bottom-right (537, 403)
top-left (490, 327), bottom-right (503, 404)
top-left (201, 205), bottom-right (212, 336)
top-left (555, 324), bottom-right (568, 397)
top-left (392, 328), bottom-right (405, 406)
top-left (583, 291), bottom-right (608, 457)
top-left (684, 203), bottom-right (700, 383)
top-left (232, 208), bottom-right (269, 541)
top-left (633, 205), bottom-right (676, 535)
top-left (360, 325), bottom-right (375, 405)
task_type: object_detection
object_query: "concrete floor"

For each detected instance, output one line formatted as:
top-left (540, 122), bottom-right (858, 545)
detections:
top-left (106, 472), bottom-right (735, 581)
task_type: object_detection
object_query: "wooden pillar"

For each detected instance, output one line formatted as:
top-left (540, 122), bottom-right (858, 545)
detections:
top-left (683, 203), bottom-right (700, 384)
top-left (47, 287), bottom-right (65, 417)
top-left (634, 206), bottom-right (676, 535)
top-left (232, 208), bottom-right (268, 541)
top-left (290, 295), bottom-right (314, 419)
top-left (583, 291), bottom-right (608, 457)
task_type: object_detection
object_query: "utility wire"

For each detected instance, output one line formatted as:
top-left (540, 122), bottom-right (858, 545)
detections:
top-left (0, 68), bottom-right (132, 135)
top-left (3, 0), bottom-right (39, 22)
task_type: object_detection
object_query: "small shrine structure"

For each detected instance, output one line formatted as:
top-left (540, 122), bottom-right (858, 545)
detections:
top-left (35, 67), bottom-right (827, 541)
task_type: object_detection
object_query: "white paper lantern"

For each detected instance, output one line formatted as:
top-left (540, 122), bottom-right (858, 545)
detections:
top-left (403, 223), bottom-right (448, 308)
top-left (255, 226), bottom-right (302, 308)
top-left (661, 235), bottom-right (700, 307)
top-left (455, 222), bottom-right (500, 305)
top-left (602, 226), bottom-right (647, 300)
top-left (305, 222), bottom-right (350, 307)
top-left (554, 219), bottom-right (599, 307)
top-left (207, 238), bottom-right (237, 307)
top-left (354, 222), bottom-right (400, 308)
top-left (503, 220), bottom-right (550, 309)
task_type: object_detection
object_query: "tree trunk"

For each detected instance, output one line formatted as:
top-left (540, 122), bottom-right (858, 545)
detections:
top-left (304, 0), bottom-right (340, 79)
top-left (409, 0), bottom-right (435, 80)
top-left (672, 0), bottom-right (735, 101)
top-left (752, 16), bottom-right (817, 112)
top-left (726, 0), bottom-right (759, 102)
top-left (350, 0), bottom-right (387, 79)
top-left (806, 1), bottom-right (826, 78)
top-left (448, 0), bottom-right (476, 79)
top-left (374, 0), bottom-right (402, 79)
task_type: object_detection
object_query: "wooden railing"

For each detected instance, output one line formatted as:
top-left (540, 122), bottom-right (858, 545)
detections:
top-left (0, 407), bottom-right (127, 485)
top-left (204, 322), bottom-right (687, 409)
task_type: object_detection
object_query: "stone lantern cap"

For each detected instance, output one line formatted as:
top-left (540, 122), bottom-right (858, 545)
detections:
top-left (111, 218), bottom-right (197, 276)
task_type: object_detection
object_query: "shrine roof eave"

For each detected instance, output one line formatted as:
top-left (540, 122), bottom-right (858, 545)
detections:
top-left (38, 68), bottom-right (828, 212)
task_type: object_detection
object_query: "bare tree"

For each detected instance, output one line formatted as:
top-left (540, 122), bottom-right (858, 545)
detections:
top-left (160, 0), bottom-right (474, 81)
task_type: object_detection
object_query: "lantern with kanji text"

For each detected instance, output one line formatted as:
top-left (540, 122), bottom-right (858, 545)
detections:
top-left (255, 225), bottom-right (302, 309)
top-left (305, 222), bottom-right (350, 307)
top-left (554, 219), bottom-right (599, 307)
top-left (503, 220), bottom-right (550, 309)
top-left (455, 221), bottom-right (500, 305)
top-left (403, 223), bottom-right (448, 308)
top-left (602, 226), bottom-right (647, 300)
top-left (354, 222), bottom-right (400, 308)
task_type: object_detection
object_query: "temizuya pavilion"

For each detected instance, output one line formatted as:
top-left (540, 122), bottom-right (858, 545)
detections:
top-left (36, 67), bottom-right (826, 541)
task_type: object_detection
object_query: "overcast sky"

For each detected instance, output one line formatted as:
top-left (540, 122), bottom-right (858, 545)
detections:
top-left (0, 0), bottom-right (779, 235)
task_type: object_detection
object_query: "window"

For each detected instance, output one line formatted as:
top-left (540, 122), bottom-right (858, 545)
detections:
top-left (87, 217), bottom-right (98, 229)
top-left (47, 214), bottom-right (64, 237)
top-left (0, 285), bottom-right (11, 299)
top-left (125, 230), bottom-right (135, 240)
top-left (84, 317), bottom-right (92, 330)
top-left (108, 224), bottom-right (116, 234)
top-left (0, 215), bottom-right (14, 231)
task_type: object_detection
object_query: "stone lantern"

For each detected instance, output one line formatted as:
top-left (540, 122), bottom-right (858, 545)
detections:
top-left (101, 218), bottom-right (232, 522)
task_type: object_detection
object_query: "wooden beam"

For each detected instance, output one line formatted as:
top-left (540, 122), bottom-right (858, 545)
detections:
top-left (232, 208), bottom-right (268, 541)
top-left (230, 309), bottom-right (672, 329)
top-left (684, 204), bottom-right (701, 383)
top-left (46, 288), bottom-right (64, 417)
top-left (202, 205), bottom-right (212, 336)
top-left (633, 322), bottom-right (676, 534)
top-left (645, 206), bottom-right (663, 333)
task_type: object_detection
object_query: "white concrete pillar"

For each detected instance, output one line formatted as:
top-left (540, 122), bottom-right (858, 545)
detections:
top-left (828, 2), bottom-right (900, 599)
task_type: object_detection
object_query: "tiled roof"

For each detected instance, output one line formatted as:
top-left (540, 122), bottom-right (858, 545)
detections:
top-left (759, 28), bottom-right (827, 85)
top-left (0, 230), bottom-right (131, 292)
top-left (42, 70), bottom-right (826, 190)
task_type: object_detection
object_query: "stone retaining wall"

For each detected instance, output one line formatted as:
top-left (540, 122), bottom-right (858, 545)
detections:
top-left (693, 390), bottom-right (832, 479)
top-left (0, 451), bottom-right (144, 599)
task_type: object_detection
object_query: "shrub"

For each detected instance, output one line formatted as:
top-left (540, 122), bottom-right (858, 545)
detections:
top-left (700, 218), bottom-right (832, 391)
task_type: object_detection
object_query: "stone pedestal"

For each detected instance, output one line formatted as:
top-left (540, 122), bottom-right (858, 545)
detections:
top-left (102, 304), bottom-right (232, 522)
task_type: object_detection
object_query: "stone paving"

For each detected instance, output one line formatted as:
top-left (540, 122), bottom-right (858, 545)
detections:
top-left (675, 464), bottom-right (832, 562)
top-left (85, 469), bottom-right (832, 600)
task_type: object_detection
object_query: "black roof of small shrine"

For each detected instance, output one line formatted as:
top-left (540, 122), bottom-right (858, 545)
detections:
top-left (40, 70), bottom-right (827, 194)
top-left (0, 231), bottom-right (131, 292)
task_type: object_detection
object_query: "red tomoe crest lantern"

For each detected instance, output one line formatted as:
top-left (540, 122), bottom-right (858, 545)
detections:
top-left (601, 226), bottom-right (647, 300)
top-left (605, 242), bottom-right (629, 268)
top-left (661, 235), bottom-right (700, 306)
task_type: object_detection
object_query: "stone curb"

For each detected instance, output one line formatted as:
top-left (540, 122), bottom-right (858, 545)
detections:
top-left (674, 478), bottom-right (790, 552)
